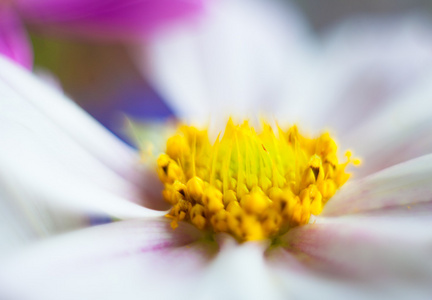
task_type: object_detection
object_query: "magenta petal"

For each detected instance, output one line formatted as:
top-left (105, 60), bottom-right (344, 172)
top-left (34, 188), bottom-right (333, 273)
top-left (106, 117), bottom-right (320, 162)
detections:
top-left (15, 0), bottom-right (204, 40)
top-left (0, 7), bottom-right (32, 69)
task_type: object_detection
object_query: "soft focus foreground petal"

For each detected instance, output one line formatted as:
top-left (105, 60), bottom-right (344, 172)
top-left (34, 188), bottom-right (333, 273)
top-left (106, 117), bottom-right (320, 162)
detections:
top-left (267, 233), bottom-right (431, 300)
top-left (271, 15), bottom-right (432, 137)
top-left (316, 15), bottom-right (432, 135)
top-left (341, 71), bottom-right (432, 177)
top-left (141, 0), bottom-right (315, 125)
top-left (0, 7), bottom-right (32, 69)
top-left (0, 173), bottom-right (86, 257)
top-left (0, 219), bottom-right (216, 300)
top-left (267, 250), bottom-right (394, 300)
top-left (323, 154), bottom-right (432, 217)
top-left (0, 55), bottom-right (140, 183)
top-left (270, 215), bottom-right (432, 299)
top-left (15, 0), bottom-right (204, 40)
top-left (0, 55), bottom-right (164, 218)
top-left (191, 235), bottom-right (283, 300)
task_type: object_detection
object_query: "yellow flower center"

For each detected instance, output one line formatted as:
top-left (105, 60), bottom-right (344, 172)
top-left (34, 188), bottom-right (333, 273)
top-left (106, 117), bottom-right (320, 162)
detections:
top-left (156, 119), bottom-right (359, 242)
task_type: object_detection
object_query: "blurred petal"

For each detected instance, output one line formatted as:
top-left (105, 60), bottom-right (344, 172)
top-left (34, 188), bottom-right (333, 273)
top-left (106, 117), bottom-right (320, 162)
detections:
top-left (0, 55), bottom-right (140, 184)
top-left (341, 71), bottom-right (432, 177)
top-left (0, 173), bottom-right (86, 257)
top-left (15, 0), bottom-right (204, 40)
top-left (270, 14), bottom-right (432, 136)
top-left (141, 0), bottom-right (315, 124)
top-left (267, 250), bottom-right (384, 300)
top-left (323, 154), bottom-right (432, 217)
top-left (0, 55), bottom-right (165, 219)
top-left (0, 219), bottom-right (217, 300)
top-left (277, 215), bottom-right (432, 288)
top-left (316, 15), bottom-right (432, 134)
top-left (193, 235), bottom-right (283, 300)
top-left (0, 7), bottom-right (32, 69)
top-left (267, 236), bottom-right (432, 300)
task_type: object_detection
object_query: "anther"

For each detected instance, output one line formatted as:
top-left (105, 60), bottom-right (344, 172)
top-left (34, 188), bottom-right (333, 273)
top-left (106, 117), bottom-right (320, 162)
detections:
top-left (154, 120), bottom-right (358, 242)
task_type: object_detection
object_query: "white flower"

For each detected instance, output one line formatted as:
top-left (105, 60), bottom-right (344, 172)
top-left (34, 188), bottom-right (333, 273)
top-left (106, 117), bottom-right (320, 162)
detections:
top-left (140, 0), bottom-right (432, 176)
top-left (2, 0), bottom-right (432, 299)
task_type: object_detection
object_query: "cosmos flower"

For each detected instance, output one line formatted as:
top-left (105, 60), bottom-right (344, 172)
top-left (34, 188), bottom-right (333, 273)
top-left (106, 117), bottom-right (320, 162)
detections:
top-left (0, 0), bottom-right (204, 68)
top-left (140, 0), bottom-right (432, 176)
top-left (2, 1), bottom-right (432, 300)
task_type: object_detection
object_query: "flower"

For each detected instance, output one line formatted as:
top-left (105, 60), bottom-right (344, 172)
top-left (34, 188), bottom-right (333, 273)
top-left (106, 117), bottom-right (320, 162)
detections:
top-left (0, 0), bottom-right (204, 68)
top-left (156, 120), bottom-right (359, 241)
top-left (140, 0), bottom-right (432, 178)
top-left (0, 6), bottom-right (32, 69)
top-left (2, 1), bottom-right (432, 299)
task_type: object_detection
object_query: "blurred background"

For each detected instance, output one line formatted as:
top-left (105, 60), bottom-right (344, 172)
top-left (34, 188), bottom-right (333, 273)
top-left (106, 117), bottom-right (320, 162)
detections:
top-left (24, 0), bottom-right (432, 140)
top-left (296, 0), bottom-right (431, 29)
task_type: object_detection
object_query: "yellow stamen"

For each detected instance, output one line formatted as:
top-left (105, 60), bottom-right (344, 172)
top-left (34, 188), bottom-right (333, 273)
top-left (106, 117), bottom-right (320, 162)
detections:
top-left (154, 119), bottom-right (358, 242)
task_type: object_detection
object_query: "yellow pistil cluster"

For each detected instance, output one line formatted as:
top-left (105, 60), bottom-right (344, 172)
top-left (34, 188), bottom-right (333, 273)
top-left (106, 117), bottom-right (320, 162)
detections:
top-left (156, 119), bottom-right (359, 242)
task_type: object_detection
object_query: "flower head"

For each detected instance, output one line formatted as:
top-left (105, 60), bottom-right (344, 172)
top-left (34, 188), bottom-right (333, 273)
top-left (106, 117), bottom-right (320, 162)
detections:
top-left (157, 120), bottom-right (358, 241)
top-left (2, 0), bottom-right (432, 299)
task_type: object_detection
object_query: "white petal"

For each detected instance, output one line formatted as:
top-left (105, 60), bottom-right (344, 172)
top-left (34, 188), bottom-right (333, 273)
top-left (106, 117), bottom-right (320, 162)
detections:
top-left (139, 0), bottom-right (315, 125)
top-left (324, 153), bottom-right (432, 216)
top-left (315, 17), bottom-right (432, 176)
top-left (0, 140), bottom-right (165, 219)
top-left (0, 56), bottom-right (165, 236)
top-left (0, 219), bottom-right (215, 300)
top-left (316, 15), bottom-right (432, 134)
top-left (0, 174), bottom-right (86, 257)
top-left (267, 245), bottom-right (431, 300)
top-left (0, 55), bottom-right (141, 185)
top-left (192, 235), bottom-right (283, 300)
top-left (324, 153), bottom-right (432, 217)
top-left (340, 70), bottom-right (432, 176)
top-left (276, 215), bottom-right (432, 285)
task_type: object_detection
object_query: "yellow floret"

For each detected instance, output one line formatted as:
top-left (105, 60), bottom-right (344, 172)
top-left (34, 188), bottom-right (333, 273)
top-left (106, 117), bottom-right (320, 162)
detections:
top-left (153, 119), bottom-right (358, 242)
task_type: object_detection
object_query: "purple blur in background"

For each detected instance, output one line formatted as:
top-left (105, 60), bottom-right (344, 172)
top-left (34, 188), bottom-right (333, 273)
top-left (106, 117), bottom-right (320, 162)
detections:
top-left (0, 0), bottom-right (204, 67)
top-left (14, 0), bottom-right (204, 40)
top-left (0, 0), bottom-right (203, 143)
top-left (0, 7), bottom-right (32, 69)
top-left (83, 81), bottom-right (174, 143)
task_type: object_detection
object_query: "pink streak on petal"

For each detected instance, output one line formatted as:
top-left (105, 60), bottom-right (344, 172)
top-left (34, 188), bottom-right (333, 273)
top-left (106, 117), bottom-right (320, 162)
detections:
top-left (280, 216), bottom-right (432, 282)
top-left (323, 154), bottom-right (432, 217)
top-left (0, 7), bottom-right (32, 69)
top-left (15, 0), bottom-right (205, 40)
top-left (266, 245), bottom-right (430, 299)
top-left (0, 219), bottom-right (217, 300)
top-left (265, 246), bottom-right (310, 274)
